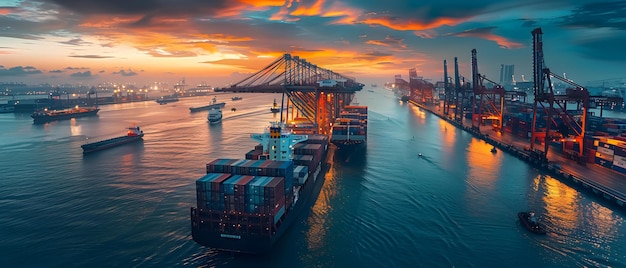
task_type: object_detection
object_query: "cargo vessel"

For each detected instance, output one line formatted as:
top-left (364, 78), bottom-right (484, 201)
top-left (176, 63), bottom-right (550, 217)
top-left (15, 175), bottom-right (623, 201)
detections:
top-left (190, 96), bottom-right (226, 112)
top-left (81, 125), bottom-right (144, 154)
top-left (190, 122), bottom-right (329, 254)
top-left (330, 105), bottom-right (368, 148)
top-left (156, 95), bottom-right (179, 104)
top-left (31, 106), bottom-right (99, 124)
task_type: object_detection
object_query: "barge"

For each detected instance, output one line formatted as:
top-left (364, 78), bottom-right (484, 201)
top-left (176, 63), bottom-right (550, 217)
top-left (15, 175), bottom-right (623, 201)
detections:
top-left (31, 106), bottom-right (99, 124)
top-left (81, 125), bottom-right (144, 154)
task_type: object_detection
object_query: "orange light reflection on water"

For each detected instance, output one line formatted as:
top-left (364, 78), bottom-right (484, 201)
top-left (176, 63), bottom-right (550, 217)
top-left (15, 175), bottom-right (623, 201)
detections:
top-left (438, 119), bottom-right (456, 155)
top-left (539, 175), bottom-right (579, 233)
top-left (70, 119), bottom-right (82, 136)
top-left (466, 138), bottom-right (502, 187)
top-left (464, 138), bottom-right (502, 215)
top-left (409, 105), bottom-right (427, 123)
top-left (305, 153), bottom-right (337, 251)
top-left (539, 175), bottom-right (623, 240)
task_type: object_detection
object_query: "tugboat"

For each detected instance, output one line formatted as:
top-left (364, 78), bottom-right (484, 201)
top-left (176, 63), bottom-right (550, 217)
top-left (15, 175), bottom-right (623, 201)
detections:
top-left (518, 211), bottom-right (547, 234)
top-left (270, 98), bottom-right (280, 113)
top-left (81, 124), bottom-right (144, 154)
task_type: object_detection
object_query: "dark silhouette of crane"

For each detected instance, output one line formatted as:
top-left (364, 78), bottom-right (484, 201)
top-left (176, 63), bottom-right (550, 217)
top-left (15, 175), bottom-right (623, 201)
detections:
top-left (217, 54), bottom-right (364, 135)
top-left (530, 27), bottom-right (590, 163)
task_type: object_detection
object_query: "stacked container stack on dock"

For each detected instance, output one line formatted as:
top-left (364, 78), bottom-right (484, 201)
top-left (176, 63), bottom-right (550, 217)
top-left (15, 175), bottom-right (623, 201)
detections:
top-left (191, 122), bottom-right (329, 254)
top-left (589, 138), bottom-right (626, 175)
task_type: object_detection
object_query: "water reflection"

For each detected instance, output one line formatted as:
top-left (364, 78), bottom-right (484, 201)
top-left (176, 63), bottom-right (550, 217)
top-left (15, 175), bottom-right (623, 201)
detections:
top-left (305, 150), bottom-right (337, 252)
top-left (466, 138), bottom-right (502, 188)
top-left (70, 119), bottom-right (82, 136)
top-left (409, 105), bottom-right (427, 123)
top-left (537, 175), bottom-right (625, 267)
top-left (541, 175), bottom-right (579, 232)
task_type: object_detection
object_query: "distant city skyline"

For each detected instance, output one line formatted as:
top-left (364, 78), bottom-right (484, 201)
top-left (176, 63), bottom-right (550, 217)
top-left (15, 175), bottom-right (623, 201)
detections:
top-left (1, 0), bottom-right (625, 88)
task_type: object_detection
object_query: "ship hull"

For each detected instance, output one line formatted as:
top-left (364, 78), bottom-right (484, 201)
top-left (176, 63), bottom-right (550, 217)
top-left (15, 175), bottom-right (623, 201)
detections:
top-left (190, 102), bottom-right (226, 112)
top-left (81, 135), bottom-right (143, 154)
top-left (331, 140), bottom-right (366, 150)
top-left (32, 108), bottom-right (99, 124)
top-left (191, 162), bottom-right (324, 253)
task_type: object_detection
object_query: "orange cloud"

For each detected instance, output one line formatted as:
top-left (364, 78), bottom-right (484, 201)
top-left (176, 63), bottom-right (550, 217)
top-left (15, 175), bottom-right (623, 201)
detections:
top-left (362, 16), bottom-right (467, 31)
top-left (0, 7), bottom-right (15, 15)
top-left (322, 2), bottom-right (362, 25)
top-left (290, 0), bottom-right (325, 16)
top-left (455, 32), bottom-right (524, 49)
top-left (237, 0), bottom-right (286, 7)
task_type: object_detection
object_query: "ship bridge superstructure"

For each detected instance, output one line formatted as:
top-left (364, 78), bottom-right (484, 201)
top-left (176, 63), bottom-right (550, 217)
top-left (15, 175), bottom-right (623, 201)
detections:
top-left (251, 122), bottom-right (308, 161)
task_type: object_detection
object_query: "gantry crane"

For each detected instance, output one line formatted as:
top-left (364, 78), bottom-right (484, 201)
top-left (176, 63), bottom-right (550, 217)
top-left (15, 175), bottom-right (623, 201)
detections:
top-left (470, 49), bottom-right (505, 132)
top-left (530, 28), bottom-right (590, 162)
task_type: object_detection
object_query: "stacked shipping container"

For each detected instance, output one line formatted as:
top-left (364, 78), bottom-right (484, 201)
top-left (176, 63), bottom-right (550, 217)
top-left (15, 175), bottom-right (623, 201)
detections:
top-left (331, 106), bottom-right (368, 144)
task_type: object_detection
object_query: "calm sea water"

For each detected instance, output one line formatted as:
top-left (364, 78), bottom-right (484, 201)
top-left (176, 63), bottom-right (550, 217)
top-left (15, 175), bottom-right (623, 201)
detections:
top-left (1, 91), bottom-right (625, 267)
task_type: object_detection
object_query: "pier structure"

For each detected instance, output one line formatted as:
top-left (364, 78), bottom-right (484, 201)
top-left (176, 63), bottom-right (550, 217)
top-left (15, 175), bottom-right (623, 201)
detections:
top-left (218, 54), bottom-right (364, 135)
top-left (405, 27), bottom-right (626, 208)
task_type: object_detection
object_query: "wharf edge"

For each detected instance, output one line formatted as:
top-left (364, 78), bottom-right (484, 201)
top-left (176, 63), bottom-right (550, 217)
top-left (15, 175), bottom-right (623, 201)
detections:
top-left (409, 100), bottom-right (626, 209)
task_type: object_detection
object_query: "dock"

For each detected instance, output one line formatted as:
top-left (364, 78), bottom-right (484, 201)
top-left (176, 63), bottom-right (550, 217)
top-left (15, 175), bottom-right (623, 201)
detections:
top-left (410, 100), bottom-right (626, 208)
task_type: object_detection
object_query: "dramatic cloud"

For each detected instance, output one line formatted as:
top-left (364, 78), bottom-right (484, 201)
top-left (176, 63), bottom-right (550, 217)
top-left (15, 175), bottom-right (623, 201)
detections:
top-left (0, 66), bottom-right (43, 76)
top-left (0, 0), bottom-right (623, 85)
top-left (70, 70), bottom-right (92, 78)
top-left (112, 69), bottom-right (138, 76)
top-left (60, 38), bottom-right (91, 46)
top-left (448, 27), bottom-right (524, 49)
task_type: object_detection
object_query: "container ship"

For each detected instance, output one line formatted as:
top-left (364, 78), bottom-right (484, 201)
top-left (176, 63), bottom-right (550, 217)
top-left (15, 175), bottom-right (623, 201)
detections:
top-left (81, 125), bottom-right (144, 154)
top-left (31, 106), bottom-right (99, 124)
top-left (190, 122), bottom-right (329, 254)
top-left (330, 105), bottom-right (368, 148)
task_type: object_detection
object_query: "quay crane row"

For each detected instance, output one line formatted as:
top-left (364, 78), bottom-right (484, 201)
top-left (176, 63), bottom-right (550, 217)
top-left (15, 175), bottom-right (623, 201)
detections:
top-left (217, 53), bottom-right (364, 135)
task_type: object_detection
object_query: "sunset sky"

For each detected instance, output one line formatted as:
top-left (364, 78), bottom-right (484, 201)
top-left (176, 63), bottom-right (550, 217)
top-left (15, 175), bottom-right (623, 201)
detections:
top-left (1, 0), bottom-right (625, 88)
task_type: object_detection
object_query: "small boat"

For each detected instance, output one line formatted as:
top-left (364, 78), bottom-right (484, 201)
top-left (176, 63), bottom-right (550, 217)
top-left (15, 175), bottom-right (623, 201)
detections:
top-left (208, 108), bottom-right (222, 124)
top-left (270, 98), bottom-right (280, 113)
top-left (81, 124), bottom-right (144, 154)
top-left (518, 212), bottom-right (546, 234)
top-left (31, 106), bottom-right (99, 124)
top-left (231, 96), bottom-right (243, 101)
